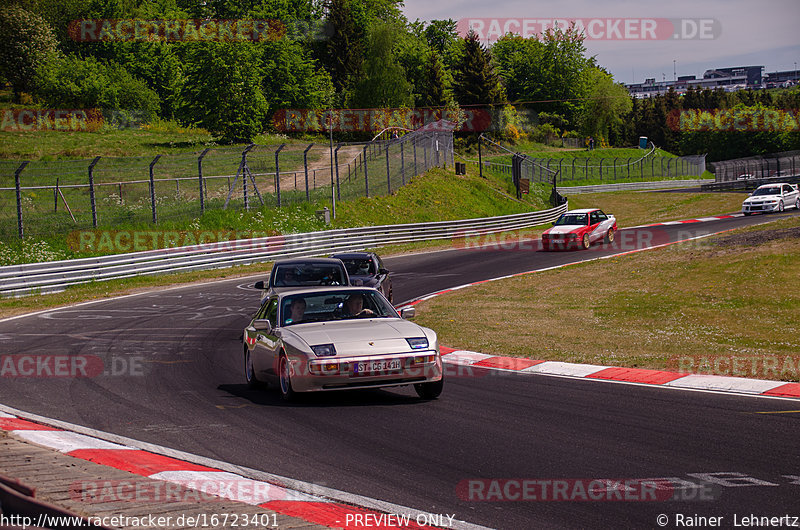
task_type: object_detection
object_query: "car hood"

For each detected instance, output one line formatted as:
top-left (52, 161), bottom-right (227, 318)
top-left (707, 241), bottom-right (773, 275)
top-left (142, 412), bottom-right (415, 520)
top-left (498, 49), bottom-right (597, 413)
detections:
top-left (544, 225), bottom-right (584, 235)
top-left (743, 195), bottom-right (780, 202)
top-left (285, 319), bottom-right (430, 357)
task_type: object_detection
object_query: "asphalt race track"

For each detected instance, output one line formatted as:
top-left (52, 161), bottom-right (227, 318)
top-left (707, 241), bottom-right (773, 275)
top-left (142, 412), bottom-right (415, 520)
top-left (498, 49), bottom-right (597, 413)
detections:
top-left (1, 212), bottom-right (799, 529)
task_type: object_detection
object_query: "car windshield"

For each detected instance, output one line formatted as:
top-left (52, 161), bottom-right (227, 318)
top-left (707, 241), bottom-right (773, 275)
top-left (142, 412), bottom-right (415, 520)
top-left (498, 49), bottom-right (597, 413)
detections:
top-left (555, 214), bottom-right (588, 226)
top-left (280, 290), bottom-right (398, 326)
top-left (338, 258), bottom-right (374, 276)
top-left (752, 187), bottom-right (781, 196)
top-left (273, 265), bottom-right (345, 287)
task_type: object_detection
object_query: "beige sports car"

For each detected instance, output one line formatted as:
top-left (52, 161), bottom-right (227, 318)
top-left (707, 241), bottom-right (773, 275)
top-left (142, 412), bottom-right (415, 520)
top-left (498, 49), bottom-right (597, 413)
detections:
top-left (243, 287), bottom-right (443, 401)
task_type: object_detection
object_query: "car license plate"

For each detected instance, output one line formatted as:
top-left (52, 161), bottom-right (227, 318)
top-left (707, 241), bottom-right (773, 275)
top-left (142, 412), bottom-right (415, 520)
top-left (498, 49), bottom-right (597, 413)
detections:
top-left (354, 359), bottom-right (402, 374)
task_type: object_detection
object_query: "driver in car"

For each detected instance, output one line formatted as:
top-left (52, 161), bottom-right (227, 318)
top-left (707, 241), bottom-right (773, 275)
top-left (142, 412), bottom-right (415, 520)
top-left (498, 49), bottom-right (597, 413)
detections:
top-left (341, 294), bottom-right (374, 318)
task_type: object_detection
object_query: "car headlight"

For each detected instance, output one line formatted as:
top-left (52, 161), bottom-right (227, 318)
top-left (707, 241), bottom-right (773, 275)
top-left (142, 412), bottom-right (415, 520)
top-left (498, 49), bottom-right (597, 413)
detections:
top-left (311, 344), bottom-right (336, 357)
top-left (406, 337), bottom-right (429, 350)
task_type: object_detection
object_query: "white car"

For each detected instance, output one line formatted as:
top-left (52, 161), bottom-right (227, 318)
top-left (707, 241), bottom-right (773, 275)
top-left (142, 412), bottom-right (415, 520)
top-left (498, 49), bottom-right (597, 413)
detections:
top-left (742, 183), bottom-right (800, 215)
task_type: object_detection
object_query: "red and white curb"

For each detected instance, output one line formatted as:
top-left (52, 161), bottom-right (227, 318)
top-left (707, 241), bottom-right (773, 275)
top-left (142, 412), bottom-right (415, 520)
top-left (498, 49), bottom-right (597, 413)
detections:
top-left (0, 407), bottom-right (487, 530)
top-left (629, 213), bottom-right (742, 229)
top-left (438, 347), bottom-right (800, 400)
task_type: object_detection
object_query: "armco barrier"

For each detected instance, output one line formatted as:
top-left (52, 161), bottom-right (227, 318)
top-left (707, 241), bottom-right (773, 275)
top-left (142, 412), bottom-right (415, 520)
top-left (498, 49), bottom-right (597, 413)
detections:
top-left (560, 179), bottom-right (714, 194)
top-left (0, 203), bottom-right (568, 297)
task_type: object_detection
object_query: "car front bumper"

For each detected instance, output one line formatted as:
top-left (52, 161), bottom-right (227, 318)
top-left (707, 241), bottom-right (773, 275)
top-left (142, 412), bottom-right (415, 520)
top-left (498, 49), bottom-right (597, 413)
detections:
top-left (289, 351), bottom-right (443, 393)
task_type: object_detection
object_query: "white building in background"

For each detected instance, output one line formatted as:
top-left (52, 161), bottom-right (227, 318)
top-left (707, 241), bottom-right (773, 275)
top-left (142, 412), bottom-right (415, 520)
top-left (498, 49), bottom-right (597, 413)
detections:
top-left (626, 66), bottom-right (766, 98)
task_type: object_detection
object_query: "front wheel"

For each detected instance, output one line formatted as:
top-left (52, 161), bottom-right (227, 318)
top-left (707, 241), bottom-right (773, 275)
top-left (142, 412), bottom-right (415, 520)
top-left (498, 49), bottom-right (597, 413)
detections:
top-left (778, 200), bottom-right (784, 212)
top-left (604, 229), bottom-right (615, 244)
top-left (278, 354), bottom-right (296, 402)
top-left (414, 377), bottom-right (444, 400)
top-left (244, 347), bottom-right (261, 389)
top-left (743, 212), bottom-right (752, 216)
top-left (581, 233), bottom-right (591, 250)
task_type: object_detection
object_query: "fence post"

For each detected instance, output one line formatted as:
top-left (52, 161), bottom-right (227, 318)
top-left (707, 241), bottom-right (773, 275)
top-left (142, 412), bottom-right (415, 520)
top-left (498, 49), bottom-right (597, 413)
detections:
top-left (149, 155), bottom-right (161, 223)
top-left (627, 158), bottom-right (631, 180)
top-left (413, 141), bottom-right (418, 176)
top-left (275, 144), bottom-right (285, 207)
top-left (613, 157), bottom-right (617, 180)
top-left (400, 142), bottom-right (405, 185)
top-left (651, 157), bottom-right (655, 179)
top-left (572, 158), bottom-right (576, 180)
top-left (334, 144), bottom-right (341, 200)
top-left (88, 156), bottom-right (101, 228)
top-left (54, 177), bottom-right (59, 212)
top-left (599, 158), bottom-right (603, 181)
top-left (385, 145), bottom-right (391, 194)
top-left (198, 148), bottom-right (210, 214)
top-left (303, 144), bottom-right (313, 202)
top-left (584, 158), bottom-right (589, 181)
top-left (14, 161), bottom-right (29, 238)
top-left (667, 159), bottom-right (672, 178)
top-left (478, 135), bottom-right (483, 178)
top-left (241, 144), bottom-right (255, 210)
top-left (363, 144), bottom-right (370, 197)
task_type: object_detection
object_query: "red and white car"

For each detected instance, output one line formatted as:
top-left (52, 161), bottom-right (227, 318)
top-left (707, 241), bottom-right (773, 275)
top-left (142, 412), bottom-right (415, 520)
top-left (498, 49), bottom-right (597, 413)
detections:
top-left (541, 209), bottom-right (617, 250)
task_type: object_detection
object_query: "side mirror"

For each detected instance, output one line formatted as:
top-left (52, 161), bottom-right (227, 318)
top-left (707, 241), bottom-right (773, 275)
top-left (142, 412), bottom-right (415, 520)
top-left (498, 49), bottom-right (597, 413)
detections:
top-left (378, 268), bottom-right (388, 275)
top-left (254, 280), bottom-right (265, 290)
top-left (400, 307), bottom-right (416, 319)
top-left (551, 221), bottom-right (556, 226)
top-left (253, 319), bottom-right (272, 333)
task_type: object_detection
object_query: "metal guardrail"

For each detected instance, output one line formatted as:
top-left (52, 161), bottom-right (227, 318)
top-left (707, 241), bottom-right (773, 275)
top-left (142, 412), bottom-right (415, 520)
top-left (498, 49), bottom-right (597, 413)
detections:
top-left (560, 179), bottom-right (714, 194)
top-left (0, 204), bottom-right (568, 297)
top-left (700, 174), bottom-right (800, 192)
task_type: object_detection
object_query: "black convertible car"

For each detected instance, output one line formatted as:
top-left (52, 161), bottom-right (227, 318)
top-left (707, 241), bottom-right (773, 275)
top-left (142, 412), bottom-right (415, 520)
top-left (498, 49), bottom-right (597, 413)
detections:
top-left (330, 252), bottom-right (393, 303)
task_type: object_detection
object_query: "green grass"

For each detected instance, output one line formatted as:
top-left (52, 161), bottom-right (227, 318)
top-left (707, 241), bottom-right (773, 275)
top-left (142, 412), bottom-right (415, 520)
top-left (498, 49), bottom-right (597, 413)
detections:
top-left (0, 165), bottom-right (551, 265)
top-left (413, 214), bottom-right (800, 382)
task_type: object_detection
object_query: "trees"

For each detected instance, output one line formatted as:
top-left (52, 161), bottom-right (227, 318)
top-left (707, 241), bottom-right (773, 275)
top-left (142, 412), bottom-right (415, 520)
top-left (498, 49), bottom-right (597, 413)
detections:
top-left (453, 30), bottom-right (505, 107)
top-left (352, 23), bottom-right (412, 108)
top-left (180, 43), bottom-right (268, 143)
top-left (578, 67), bottom-right (632, 143)
top-left (0, 5), bottom-right (58, 102)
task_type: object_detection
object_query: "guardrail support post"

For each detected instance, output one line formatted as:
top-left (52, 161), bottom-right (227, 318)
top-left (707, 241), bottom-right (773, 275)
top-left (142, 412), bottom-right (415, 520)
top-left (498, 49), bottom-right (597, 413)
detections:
top-left (363, 144), bottom-right (370, 197)
top-left (148, 155), bottom-right (161, 223)
top-left (198, 148), bottom-right (210, 214)
top-left (88, 156), bottom-right (101, 227)
top-left (275, 144), bottom-right (285, 207)
top-left (14, 161), bottom-right (29, 238)
top-left (303, 144), bottom-right (313, 202)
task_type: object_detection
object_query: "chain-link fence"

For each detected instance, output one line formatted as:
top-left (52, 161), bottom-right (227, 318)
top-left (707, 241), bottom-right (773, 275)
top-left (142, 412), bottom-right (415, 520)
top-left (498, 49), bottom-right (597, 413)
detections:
top-left (0, 123), bottom-right (455, 240)
top-left (708, 151), bottom-right (800, 182)
top-left (476, 136), bottom-right (706, 185)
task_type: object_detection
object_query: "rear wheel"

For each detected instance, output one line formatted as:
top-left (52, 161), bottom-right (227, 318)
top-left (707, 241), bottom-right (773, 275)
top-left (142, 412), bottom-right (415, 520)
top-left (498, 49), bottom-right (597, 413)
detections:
top-left (414, 377), bottom-right (444, 400)
top-left (581, 233), bottom-right (591, 250)
top-left (278, 353), bottom-right (296, 402)
top-left (604, 229), bottom-right (615, 244)
top-left (795, 198), bottom-right (799, 210)
top-left (244, 347), bottom-right (261, 389)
